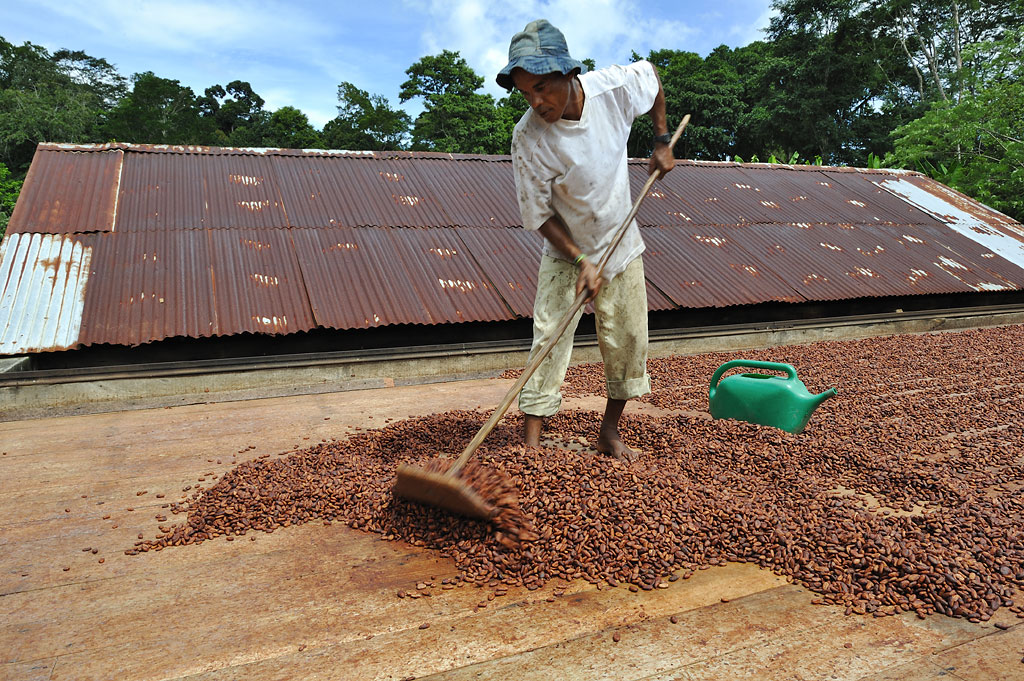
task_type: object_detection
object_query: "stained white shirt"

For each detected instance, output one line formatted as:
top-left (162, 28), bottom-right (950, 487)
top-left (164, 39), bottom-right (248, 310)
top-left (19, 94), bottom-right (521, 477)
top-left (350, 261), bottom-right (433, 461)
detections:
top-left (511, 60), bottom-right (660, 279)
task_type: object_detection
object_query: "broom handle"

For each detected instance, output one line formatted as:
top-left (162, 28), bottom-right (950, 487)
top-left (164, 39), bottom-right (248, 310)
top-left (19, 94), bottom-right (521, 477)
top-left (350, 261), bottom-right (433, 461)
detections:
top-left (449, 114), bottom-right (690, 477)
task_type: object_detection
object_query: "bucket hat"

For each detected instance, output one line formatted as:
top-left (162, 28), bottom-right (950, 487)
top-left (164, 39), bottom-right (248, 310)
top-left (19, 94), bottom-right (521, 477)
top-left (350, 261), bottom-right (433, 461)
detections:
top-left (496, 19), bottom-right (586, 91)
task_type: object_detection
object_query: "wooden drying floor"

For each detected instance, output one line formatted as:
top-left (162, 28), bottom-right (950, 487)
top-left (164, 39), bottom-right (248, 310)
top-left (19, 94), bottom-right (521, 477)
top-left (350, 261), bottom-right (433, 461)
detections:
top-left (1, 377), bottom-right (1021, 681)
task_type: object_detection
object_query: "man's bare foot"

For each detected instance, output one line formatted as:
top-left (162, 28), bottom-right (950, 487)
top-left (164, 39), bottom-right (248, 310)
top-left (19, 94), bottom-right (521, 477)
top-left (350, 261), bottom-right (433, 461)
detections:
top-left (596, 430), bottom-right (639, 463)
top-left (597, 398), bottom-right (637, 462)
top-left (523, 414), bottom-right (544, 447)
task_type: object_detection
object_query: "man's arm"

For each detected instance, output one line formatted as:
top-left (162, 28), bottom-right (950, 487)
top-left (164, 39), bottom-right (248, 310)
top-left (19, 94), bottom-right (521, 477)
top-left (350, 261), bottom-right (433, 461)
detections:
top-left (647, 64), bottom-right (676, 177)
top-left (538, 215), bottom-right (603, 303)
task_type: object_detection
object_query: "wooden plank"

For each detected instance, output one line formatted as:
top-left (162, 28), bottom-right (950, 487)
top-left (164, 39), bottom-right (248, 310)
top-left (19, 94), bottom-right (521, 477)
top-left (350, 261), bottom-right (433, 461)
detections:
top-left (4, 510), bottom-right (782, 679)
top-left (650, 613), bottom-right (984, 681)
top-left (854, 623), bottom-right (1024, 681)
top-left (0, 659), bottom-right (55, 681)
top-left (59, 564), bottom-right (780, 681)
top-left (415, 586), bottom-right (985, 681)
top-left (926, 623), bottom-right (1024, 681)
top-left (841, 658), bottom-right (963, 681)
top-left (2, 524), bottom-right (449, 663)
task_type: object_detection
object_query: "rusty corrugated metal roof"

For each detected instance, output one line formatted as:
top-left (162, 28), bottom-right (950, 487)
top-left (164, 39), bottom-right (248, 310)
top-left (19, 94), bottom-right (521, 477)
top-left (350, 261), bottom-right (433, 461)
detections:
top-left (1, 142), bottom-right (1023, 355)
top-left (7, 149), bottom-right (122, 234)
top-left (641, 225), bottom-right (801, 307)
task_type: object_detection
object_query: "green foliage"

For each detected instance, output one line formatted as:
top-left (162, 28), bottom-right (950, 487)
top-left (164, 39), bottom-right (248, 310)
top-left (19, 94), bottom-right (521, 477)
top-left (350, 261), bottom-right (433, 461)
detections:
top-left (493, 91), bottom-right (529, 155)
top-left (0, 38), bottom-right (124, 170)
top-left (886, 31), bottom-right (1024, 220)
top-left (3, 13), bottom-right (1022, 218)
top-left (628, 47), bottom-right (744, 160)
top-left (759, 0), bottom-right (900, 164)
top-left (400, 50), bottom-right (483, 100)
top-left (0, 160), bottom-right (22, 239)
top-left (400, 50), bottom-right (511, 154)
top-left (263, 106), bottom-right (321, 149)
top-left (103, 71), bottom-right (214, 144)
top-left (323, 82), bottom-right (410, 151)
top-left (198, 80), bottom-right (267, 145)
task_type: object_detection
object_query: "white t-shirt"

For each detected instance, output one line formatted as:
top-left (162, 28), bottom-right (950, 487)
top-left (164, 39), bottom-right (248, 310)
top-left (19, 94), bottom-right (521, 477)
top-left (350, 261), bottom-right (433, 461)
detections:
top-left (511, 60), bottom-right (660, 279)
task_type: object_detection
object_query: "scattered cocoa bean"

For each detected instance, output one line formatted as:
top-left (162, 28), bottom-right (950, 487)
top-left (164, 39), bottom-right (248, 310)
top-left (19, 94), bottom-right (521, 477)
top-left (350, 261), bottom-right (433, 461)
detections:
top-left (121, 326), bottom-right (1024, 624)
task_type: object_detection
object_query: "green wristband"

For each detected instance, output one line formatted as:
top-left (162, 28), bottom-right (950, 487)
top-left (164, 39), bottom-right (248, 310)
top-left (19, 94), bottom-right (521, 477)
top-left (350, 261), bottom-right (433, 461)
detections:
top-left (573, 253), bottom-right (587, 266)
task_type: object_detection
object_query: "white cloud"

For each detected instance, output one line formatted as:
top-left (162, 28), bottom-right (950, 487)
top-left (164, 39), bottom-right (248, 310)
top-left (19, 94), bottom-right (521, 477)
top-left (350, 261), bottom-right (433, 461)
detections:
top-left (408, 0), bottom-right (704, 99)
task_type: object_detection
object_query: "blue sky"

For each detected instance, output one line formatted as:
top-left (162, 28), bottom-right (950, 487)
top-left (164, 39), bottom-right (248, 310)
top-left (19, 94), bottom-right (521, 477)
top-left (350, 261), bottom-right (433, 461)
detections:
top-left (2, 0), bottom-right (776, 128)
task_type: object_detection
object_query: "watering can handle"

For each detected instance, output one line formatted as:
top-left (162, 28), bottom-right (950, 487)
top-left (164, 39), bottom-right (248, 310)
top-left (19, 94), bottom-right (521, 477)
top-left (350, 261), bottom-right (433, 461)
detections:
top-left (709, 360), bottom-right (798, 391)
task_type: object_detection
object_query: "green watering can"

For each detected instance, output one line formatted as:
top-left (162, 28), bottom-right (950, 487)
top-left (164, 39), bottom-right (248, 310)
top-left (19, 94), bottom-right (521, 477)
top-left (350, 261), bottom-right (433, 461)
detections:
top-left (708, 360), bottom-right (837, 434)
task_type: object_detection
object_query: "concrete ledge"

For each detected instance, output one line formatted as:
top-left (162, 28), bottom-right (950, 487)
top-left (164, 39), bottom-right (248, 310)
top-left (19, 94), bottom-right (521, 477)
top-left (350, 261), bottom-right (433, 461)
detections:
top-left (0, 356), bottom-right (29, 373)
top-left (3, 311), bottom-right (1022, 422)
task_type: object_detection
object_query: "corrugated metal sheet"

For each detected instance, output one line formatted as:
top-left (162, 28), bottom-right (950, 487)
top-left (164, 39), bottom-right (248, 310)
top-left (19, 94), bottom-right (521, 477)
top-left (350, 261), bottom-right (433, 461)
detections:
top-left (77, 231), bottom-right (215, 345)
top-left (385, 227), bottom-right (513, 324)
top-left (0, 233), bottom-right (92, 353)
top-left (452, 227), bottom-right (542, 317)
top-left (291, 226), bottom-right (433, 328)
top-left (736, 222), bottom-right (1009, 299)
top-left (116, 153), bottom-right (290, 230)
top-left (877, 176), bottom-right (1024, 271)
top-left (207, 229), bottom-right (315, 335)
top-left (404, 158), bottom-right (522, 228)
top-left (7, 149), bottom-right (122, 234)
top-left (641, 225), bottom-right (800, 308)
top-left (275, 155), bottom-right (451, 228)
top-left (2, 142), bottom-right (1024, 355)
top-left (290, 226), bottom-right (514, 329)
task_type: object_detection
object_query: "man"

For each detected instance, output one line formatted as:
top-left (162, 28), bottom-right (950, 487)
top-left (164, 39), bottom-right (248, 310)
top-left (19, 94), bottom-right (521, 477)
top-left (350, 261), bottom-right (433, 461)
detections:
top-left (497, 19), bottom-right (675, 463)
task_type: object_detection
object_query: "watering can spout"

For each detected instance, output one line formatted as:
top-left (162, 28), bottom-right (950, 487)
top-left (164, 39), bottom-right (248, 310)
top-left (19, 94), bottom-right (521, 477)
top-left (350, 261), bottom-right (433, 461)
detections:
top-left (810, 387), bottom-right (838, 411)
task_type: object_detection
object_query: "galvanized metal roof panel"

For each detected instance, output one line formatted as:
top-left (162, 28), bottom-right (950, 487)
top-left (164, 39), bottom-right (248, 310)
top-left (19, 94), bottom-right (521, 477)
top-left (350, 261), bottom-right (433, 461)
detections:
top-left (876, 176), bottom-right (1024, 271)
top-left (640, 225), bottom-right (800, 308)
top-left (907, 222), bottom-right (1022, 292)
top-left (821, 171), bottom-right (935, 226)
top-left (735, 222), bottom-right (1007, 300)
top-left (116, 152), bottom-right (290, 231)
top-left (291, 226), bottom-right (434, 329)
top-left (386, 227), bottom-right (514, 324)
top-left (5, 143), bottom-right (1024, 354)
top-left (207, 229), bottom-right (316, 336)
top-left (76, 230), bottom-right (316, 346)
top-left (291, 226), bottom-right (515, 329)
top-left (452, 227), bottom-right (542, 318)
top-left (77, 231), bottom-right (217, 345)
top-left (650, 165), bottom-right (773, 225)
top-left (405, 158), bottom-right (523, 228)
top-left (0, 233), bottom-right (92, 353)
top-left (275, 155), bottom-right (451, 228)
top-left (7, 149), bottom-right (122, 234)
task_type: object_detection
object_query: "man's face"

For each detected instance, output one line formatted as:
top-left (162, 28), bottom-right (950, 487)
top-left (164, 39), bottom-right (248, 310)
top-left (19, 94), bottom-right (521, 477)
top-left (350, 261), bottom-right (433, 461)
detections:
top-left (511, 69), bottom-right (573, 124)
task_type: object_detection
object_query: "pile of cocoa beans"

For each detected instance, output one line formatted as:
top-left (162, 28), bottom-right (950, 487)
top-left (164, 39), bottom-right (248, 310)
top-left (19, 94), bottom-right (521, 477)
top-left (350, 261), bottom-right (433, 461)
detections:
top-left (131, 325), bottom-right (1024, 622)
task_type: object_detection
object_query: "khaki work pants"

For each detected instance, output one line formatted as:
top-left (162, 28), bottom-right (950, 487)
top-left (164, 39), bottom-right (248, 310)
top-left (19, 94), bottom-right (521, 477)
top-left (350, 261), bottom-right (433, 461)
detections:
top-left (518, 254), bottom-right (651, 417)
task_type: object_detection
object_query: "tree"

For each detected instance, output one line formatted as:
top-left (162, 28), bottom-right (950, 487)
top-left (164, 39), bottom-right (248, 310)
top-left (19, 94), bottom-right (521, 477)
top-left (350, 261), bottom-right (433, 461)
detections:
top-left (762, 0), bottom-right (895, 164)
top-left (628, 48), bottom-right (744, 160)
top-left (0, 160), bottom-right (22, 239)
top-left (197, 80), bottom-right (267, 146)
top-left (399, 50), bottom-right (508, 154)
top-left (874, 0), bottom-right (1023, 105)
top-left (263, 106), bottom-right (321, 149)
top-left (0, 38), bottom-right (124, 171)
top-left (886, 31), bottom-right (1024, 221)
top-left (322, 82), bottom-right (410, 150)
top-left (103, 71), bottom-right (213, 144)
top-left (493, 90), bottom-right (529, 154)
